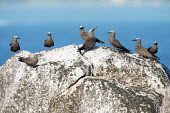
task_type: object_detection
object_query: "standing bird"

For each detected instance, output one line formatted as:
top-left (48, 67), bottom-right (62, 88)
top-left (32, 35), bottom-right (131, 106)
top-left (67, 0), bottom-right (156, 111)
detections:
top-left (10, 36), bottom-right (20, 52)
top-left (78, 28), bottom-right (97, 55)
top-left (132, 38), bottom-right (159, 60)
top-left (18, 54), bottom-right (39, 67)
top-left (108, 31), bottom-right (130, 52)
top-left (44, 32), bottom-right (54, 47)
top-left (79, 26), bottom-right (105, 44)
top-left (147, 42), bottom-right (158, 55)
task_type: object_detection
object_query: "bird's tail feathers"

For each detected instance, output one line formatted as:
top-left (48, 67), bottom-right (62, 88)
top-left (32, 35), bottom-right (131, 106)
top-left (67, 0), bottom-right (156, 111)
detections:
top-left (96, 38), bottom-right (105, 44)
top-left (152, 55), bottom-right (160, 60)
top-left (123, 47), bottom-right (131, 52)
top-left (125, 49), bottom-right (131, 52)
top-left (98, 40), bottom-right (105, 44)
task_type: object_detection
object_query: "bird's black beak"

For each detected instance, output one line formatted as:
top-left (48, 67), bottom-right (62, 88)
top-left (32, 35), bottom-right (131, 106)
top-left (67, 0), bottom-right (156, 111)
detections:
top-left (92, 27), bottom-right (97, 31)
top-left (17, 37), bottom-right (21, 39)
top-left (132, 39), bottom-right (136, 41)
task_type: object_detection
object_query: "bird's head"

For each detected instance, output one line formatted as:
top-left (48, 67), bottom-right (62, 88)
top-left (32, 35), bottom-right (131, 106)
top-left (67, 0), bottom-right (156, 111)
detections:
top-left (107, 30), bottom-right (116, 35)
top-left (132, 38), bottom-right (140, 41)
top-left (47, 32), bottom-right (51, 36)
top-left (154, 42), bottom-right (158, 45)
top-left (79, 26), bottom-right (84, 30)
top-left (13, 36), bottom-right (20, 39)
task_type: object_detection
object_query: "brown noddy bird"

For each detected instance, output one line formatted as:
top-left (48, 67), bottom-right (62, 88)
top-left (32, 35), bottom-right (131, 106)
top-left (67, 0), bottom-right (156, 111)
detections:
top-left (19, 54), bottom-right (38, 66)
top-left (44, 32), bottom-right (54, 47)
top-left (79, 26), bottom-right (105, 44)
top-left (108, 31), bottom-right (130, 52)
top-left (147, 42), bottom-right (158, 54)
top-left (10, 36), bottom-right (20, 52)
top-left (132, 38), bottom-right (160, 60)
top-left (78, 28), bottom-right (97, 54)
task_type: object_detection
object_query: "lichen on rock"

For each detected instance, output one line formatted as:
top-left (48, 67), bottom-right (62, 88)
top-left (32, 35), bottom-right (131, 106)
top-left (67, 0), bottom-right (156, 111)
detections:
top-left (0, 45), bottom-right (169, 113)
top-left (49, 77), bottom-right (160, 113)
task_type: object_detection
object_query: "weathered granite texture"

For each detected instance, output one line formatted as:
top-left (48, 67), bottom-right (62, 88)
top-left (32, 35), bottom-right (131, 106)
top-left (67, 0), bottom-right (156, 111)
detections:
top-left (0, 45), bottom-right (169, 113)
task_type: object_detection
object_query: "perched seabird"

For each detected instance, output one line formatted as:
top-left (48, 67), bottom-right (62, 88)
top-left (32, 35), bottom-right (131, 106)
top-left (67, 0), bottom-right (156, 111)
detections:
top-left (19, 54), bottom-right (38, 67)
top-left (132, 38), bottom-right (160, 60)
top-left (147, 42), bottom-right (158, 54)
top-left (78, 28), bottom-right (97, 55)
top-left (79, 26), bottom-right (105, 44)
top-left (44, 32), bottom-right (54, 47)
top-left (10, 36), bottom-right (20, 52)
top-left (108, 31), bottom-right (130, 52)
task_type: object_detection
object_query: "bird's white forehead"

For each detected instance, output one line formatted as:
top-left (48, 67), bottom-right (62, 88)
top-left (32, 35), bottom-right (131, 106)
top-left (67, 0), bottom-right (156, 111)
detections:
top-left (110, 30), bottom-right (115, 33)
top-left (80, 26), bottom-right (83, 28)
top-left (136, 38), bottom-right (140, 40)
top-left (154, 41), bottom-right (157, 43)
top-left (14, 36), bottom-right (18, 38)
top-left (48, 32), bottom-right (51, 34)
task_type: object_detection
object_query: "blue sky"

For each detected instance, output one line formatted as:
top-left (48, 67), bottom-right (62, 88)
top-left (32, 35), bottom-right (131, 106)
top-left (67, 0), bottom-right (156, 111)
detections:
top-left (0, 0), bottom-right (170, 6)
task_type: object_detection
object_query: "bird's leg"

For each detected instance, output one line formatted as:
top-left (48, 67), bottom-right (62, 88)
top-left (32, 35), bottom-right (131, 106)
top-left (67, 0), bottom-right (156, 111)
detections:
top-left (32, 65), bottom-right (39, 68)
top-left (77, 47), bottom-right (84, 56)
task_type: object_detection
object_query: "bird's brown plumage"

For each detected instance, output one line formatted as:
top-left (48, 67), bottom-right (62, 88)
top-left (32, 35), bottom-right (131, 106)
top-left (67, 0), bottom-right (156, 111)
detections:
top-left (147, 42), bottom-right (158, 54)
top-left (78, 28), bottom-right (97, 55)
top-left (44, 32), bottom-right (54, 47)
top-left (19, 54), bottom-right (38, 66)
top-left (10, 36), bottom-right (20, 52)
top-left (79, 26), bottom-right (105, 44)
top-left (132, 38), bottom-right (159, 60)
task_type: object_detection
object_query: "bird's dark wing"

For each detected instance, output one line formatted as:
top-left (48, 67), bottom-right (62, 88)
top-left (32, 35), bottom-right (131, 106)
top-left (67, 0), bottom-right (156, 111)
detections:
top-left (96, 38), bottom-right (105, 44)
top-left (44, 39), bottom-right (47, 46)
top-left (18, 45), bottom-right (20, 50)
top-left (51, 40), bottom-right (54, 46)
top-left (10, 47), bottom-right (13, 51)
top-left (114, 39), bottom-right (130, 52)
top-left (147, 47), bottom-right (151, 52)
top-left (82, 38), bottom-right (96, 50)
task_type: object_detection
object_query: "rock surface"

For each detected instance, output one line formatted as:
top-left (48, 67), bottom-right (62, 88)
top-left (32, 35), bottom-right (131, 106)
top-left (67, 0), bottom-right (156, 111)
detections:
top-left (0, 45), bottom-right (169, 113)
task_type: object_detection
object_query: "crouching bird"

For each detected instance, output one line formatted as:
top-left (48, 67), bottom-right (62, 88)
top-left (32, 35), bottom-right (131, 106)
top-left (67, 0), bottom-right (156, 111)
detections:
top-left (19, 54), bottom-right (39, 67)
top-left (78, 28), bottom-right (97, 55)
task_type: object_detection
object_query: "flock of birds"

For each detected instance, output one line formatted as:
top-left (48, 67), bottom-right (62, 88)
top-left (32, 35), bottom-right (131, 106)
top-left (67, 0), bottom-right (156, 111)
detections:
top-left (9, 25), bottom-right (159, 67)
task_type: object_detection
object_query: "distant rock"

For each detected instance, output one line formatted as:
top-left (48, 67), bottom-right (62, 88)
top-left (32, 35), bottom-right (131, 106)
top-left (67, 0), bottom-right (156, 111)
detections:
top-left (0, 45), bottom-right (169, 113)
